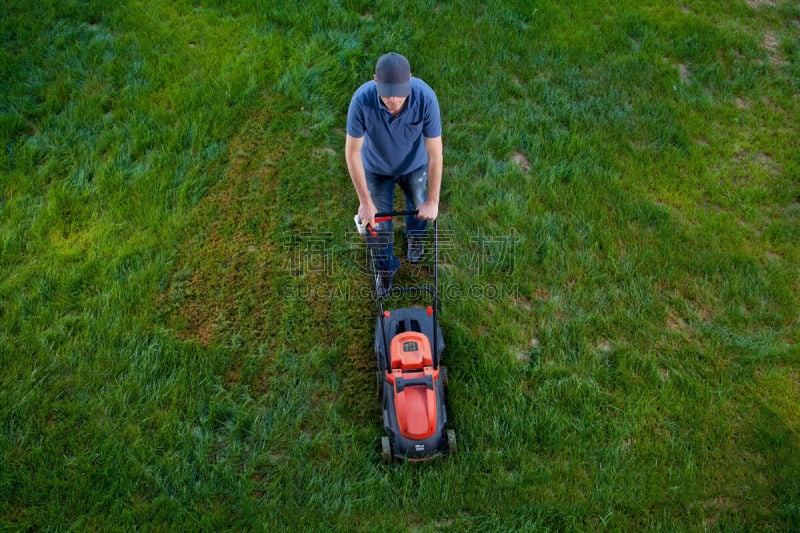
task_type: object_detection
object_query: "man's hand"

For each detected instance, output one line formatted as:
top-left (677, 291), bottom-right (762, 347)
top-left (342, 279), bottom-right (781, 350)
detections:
top-left (358, 201), bottom-right (378, 228)
top-left (416, 199), bottom-right (438, 221)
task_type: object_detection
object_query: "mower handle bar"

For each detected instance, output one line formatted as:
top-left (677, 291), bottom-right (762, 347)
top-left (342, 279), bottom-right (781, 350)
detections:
top-left (370, 210), bottom-right (442, 369)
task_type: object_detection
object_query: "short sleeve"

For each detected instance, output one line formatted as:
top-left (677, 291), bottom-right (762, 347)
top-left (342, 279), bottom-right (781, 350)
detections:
top-left (346, 93), bottom-right (366, 138)
top-left (422, 90), bottom-right (442, 138)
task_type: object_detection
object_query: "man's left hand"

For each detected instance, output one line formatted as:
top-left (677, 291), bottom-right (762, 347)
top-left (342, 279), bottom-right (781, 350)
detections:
top-left (416, 200), bottom-right (439, 221)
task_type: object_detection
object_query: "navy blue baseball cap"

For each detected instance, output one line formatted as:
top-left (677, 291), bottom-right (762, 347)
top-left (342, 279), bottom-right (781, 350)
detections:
top-left (375, 53), bottom-right (411, 97)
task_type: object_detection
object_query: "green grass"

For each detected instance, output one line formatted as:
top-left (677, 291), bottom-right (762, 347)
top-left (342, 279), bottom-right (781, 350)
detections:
top-left (2, 0), bottom-right (799, 530)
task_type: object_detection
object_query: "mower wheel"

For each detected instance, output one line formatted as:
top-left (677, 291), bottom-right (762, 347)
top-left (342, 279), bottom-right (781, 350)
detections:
top-left (381, 436), bottom-right (393, 463)
top-left (439, 365), bottom-right (448, 389)
top-left (447, 429), bottom-right (457, 455)
top-left (375, 371), bottom-right (383, 399)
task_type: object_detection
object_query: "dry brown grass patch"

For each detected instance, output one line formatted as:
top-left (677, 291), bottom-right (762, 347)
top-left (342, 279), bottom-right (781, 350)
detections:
top-left (746, 0), bottom-right (777, 7)
top-left (511, 152), bottom-right (531, 172)
top-left (761, 31), bottom-right (787, 66)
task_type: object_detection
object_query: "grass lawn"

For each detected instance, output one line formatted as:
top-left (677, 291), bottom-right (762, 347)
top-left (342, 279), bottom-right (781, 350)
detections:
top-left (1, 0), bottom-right (799, 530)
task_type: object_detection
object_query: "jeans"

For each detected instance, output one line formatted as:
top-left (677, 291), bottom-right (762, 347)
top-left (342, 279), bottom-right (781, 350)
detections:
top-left (365, 166), bottom-right (428, 274)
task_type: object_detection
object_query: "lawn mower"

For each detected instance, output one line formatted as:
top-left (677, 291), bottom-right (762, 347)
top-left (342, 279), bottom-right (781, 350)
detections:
top-left (357, 210), bottom-right (456, 462)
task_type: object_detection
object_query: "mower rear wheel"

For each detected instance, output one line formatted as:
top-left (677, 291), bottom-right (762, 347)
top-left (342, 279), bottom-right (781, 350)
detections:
top-left (447, 429), bottom-right (457, 455)
top-left (381, 436), bottom-right (393, 463)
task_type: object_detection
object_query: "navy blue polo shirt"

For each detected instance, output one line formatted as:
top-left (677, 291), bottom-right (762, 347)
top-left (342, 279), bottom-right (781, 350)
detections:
top-left (346, 77), bottom-right (441, 176)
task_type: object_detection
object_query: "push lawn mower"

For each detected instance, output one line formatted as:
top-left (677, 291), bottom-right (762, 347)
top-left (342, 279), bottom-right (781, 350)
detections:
top-left (357, 210), bottom-right (456, 462)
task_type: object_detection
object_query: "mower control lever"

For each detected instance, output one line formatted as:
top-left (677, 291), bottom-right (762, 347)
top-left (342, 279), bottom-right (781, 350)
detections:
top-left (356, 210), bottom-right (420, 238)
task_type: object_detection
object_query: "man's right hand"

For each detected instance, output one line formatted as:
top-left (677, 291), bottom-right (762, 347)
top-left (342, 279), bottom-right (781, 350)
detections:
top-left (358, 201), bottom-right (378, 228)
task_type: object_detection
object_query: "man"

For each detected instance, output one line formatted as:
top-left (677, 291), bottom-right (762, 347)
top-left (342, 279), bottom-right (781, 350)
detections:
top-left (345, 52), bottom-right (443, 296)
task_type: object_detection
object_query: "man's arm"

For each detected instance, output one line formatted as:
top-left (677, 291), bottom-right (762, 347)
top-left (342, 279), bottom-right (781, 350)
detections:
top-left (417, 135), bottom-right (443, 221)
top-left (345, 133), bottom-right (377, 227)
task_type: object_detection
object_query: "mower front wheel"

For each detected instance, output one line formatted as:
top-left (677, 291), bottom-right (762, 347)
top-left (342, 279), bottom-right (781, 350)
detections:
top-left (381, 436), bottom-right (393, 463)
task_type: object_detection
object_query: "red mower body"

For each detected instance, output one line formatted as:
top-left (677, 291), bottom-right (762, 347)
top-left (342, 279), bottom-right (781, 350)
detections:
top-left (376, 307), bottom-right (454, 462)
top-left (388, 332), bottom-right (438, 440)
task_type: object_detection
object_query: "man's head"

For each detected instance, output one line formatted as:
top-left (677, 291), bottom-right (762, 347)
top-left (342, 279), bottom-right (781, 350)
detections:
top-left (374, 52), bottom-right (411, 98)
